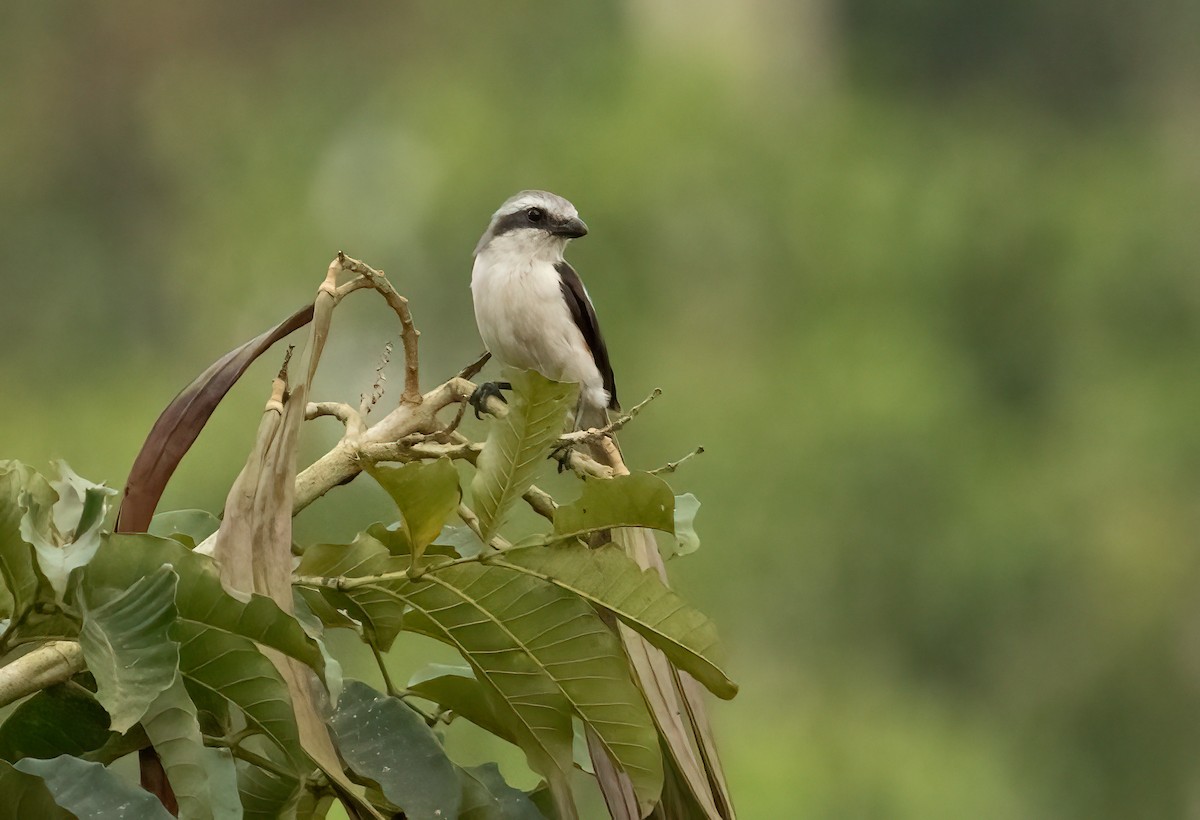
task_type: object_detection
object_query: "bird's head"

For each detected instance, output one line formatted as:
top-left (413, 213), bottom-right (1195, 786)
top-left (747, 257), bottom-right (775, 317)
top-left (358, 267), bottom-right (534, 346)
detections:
top-left (474, 190), bottom-right (588, 257)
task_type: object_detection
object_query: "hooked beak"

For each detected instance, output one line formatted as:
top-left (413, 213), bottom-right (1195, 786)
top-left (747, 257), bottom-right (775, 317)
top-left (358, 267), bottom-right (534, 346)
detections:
top-left (549, 216), bottom-right (588, 239)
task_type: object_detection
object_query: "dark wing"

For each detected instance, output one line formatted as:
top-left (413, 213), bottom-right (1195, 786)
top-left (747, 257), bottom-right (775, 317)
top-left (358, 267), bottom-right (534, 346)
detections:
top-left (555, 260), bottom-right (619, 409)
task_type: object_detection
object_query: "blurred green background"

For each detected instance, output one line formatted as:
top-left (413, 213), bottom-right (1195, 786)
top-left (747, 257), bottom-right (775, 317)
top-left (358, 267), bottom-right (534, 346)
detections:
top-left (3, 2), bottom-right (1200, 817)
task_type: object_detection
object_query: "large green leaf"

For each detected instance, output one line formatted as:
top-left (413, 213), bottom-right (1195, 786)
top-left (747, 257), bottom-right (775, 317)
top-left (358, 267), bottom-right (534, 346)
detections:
top-left (175, 620), bottom-right (306, 770)
top-left (402, 564), bottom-right (662, 818)
top-left (471, 369), bottom-right (578, 542)
top-left (142, 674), bottom-right (231, 820)
top-left (552, 473), bottom-right (675, 539)
top-left (458, 763), bottom-right (546, 820)
top-left (0, 683), bottom-right (113, 763)
top-left (88, 533), bottom-right (323, 674)
top-left (0, 461), bottom-right (44, 622)
top-left (367, 458), bottom-right (462, 562)
top-left (495, 544), bottom-right (737, 699)
top-left (294, 534), bottom-right (408, 650)
top-left (78, 564), bottom-right (180, 733)
top-left (0, 759), bottom-right (72, 820)
top-left (330, 680), bottom-right (460, 820)
top-left (406, 664), bottom-right (516, 745)
top-left (14, 754), bottom-right (174, 819)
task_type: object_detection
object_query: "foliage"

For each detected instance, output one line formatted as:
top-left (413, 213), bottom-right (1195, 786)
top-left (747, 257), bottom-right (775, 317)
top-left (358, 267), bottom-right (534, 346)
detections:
top-left (0, 364), bottom-right (732, 818)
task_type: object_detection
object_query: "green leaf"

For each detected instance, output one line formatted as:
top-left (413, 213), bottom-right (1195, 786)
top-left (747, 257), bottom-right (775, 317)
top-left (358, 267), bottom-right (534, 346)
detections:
top-left (669, 494), bottom-right (701, 558)
top-left (176, 620), bottom-right (305, 769)
top-left (495, 544), bottom-right (737, 699)
top-left (0, 759), bottom-right (72, 820)
top-left (471, 369), bottom-right (578, 542)
top-left (0, 683), bottom-right (113, 763)
top-left (294, 534), bottom-right (408, 650)
top-left (14, 754), bottom-right (174, 819)
top-left (142, 674), bottom-right (231, 820)
top-left (330, 680), bottom-right (460, 820)
top-left (78, 564), bottom-right (180, 733)
top-left (406, 664), bottom-right (516, 745)
top-left (0, 461), bottom-right (46, 621)
top-left (88, 533), bottom-right (323, 674)
top-left (236, 755), bottom-right (302, 820)
top-left (458, 763), bottom-right (546, 820)
top-left (149, 509), bottom-right (222, 548)
top-left (553, 473), bottom-right (675, 539)
top-left (400, 564), bottom-right (661, 818)
top-left (367, 458), bottom-right (462, 560)
top-left (436, 525), bottom-right (488, 558)
top-left (21, 461), bottom-right (117, 599)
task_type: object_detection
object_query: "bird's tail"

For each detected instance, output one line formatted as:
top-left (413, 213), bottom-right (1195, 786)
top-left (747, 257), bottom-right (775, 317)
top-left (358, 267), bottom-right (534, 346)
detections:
top-left (585, 427), bottom-right (736, 820)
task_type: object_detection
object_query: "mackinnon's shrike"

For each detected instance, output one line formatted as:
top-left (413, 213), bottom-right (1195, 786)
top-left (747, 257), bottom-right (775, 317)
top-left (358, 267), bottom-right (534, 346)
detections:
top-left (470, 190), bottom-right (618, 429)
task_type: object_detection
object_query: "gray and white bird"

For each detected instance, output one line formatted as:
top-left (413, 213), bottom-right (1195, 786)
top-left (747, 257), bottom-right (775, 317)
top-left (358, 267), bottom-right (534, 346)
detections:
top-left (470, 190), bottom-right (618, 429)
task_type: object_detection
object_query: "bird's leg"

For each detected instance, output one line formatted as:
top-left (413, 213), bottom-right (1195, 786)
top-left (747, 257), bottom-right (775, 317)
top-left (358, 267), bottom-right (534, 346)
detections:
top-left (468, 381), bottom-right (511, 419)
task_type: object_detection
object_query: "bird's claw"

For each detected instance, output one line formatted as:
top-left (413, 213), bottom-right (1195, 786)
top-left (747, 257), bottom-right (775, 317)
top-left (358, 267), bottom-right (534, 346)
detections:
top-left (548, 442), bottom-right (575, 473)
top-left (469, 381), bottom-right (510, 419)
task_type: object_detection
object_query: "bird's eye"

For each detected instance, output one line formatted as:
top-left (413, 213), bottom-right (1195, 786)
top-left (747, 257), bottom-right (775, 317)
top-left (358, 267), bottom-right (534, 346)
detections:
top-left (526, 207), bottom-right (544, 223)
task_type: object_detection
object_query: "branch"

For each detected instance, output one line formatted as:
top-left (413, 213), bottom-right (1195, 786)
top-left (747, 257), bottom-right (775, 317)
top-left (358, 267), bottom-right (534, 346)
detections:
top-left (649, 446), bottom-right (705, 475)
top-left (0, 641), bottom-right (85, 709)
top-left (336, 252), bottom-right (421, 404)
top-left (558, 388), bottom-right (662, 445)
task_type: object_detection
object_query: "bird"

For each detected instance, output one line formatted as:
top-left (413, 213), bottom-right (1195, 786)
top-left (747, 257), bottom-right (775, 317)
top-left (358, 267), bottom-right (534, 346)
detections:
top-left (468, 191), bottom-right (737, 820)
top-left (469, 189), bottom-right (618, 431)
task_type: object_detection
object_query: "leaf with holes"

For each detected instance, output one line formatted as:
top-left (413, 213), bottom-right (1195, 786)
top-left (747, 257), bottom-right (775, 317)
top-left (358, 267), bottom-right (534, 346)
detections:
top-left (471, 369), bottom-right (578, 542)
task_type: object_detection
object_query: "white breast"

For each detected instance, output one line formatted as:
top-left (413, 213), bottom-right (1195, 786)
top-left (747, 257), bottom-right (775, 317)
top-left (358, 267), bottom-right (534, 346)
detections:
top-left (471, 239), bottom-right (608, 410)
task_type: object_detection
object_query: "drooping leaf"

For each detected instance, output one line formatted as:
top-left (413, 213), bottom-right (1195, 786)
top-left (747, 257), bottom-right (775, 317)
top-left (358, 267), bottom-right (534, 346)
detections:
top-left (175, 620), bottom-right (305, 770)
top-left (78, 565), bottom-right (180, 733)
top-left (116, 302), bottom-right (315, 533)
top-left (0, 461), bottom-right (42, 625)
top-left (14, 754), bottom-right (175, 819)
top-left (552, 472), bottom-right (675, 539)
top-left (458, 763), bottom-right (546, 820)
top-left (495, 544), bottom-right (737, 699)
top-left (471, 369), bottom-right (578, 542)
top-left (150, 510), bottom-right (222, 549)
top-left (367, 458), bottom-right (462, 561)
top-left (87, 533), bottom-right (323, 674)
top-left (142, 674), bottom-right (231, 820)
top-left (669, 494), bottom-right (701, 558)
top-left (406, 664), bottom-right (516, 745)
top-left (330, 680), bottom-right (460, 820)
top-left (0, 683), bottom-right (113, 763)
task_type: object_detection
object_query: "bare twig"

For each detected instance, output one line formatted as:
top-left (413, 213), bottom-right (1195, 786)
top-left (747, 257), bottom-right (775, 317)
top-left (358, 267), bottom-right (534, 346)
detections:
top-left (649, 446), bottom-right (705, 476)
top-left (457, 350), bottom-right (492, 381)
top-left (559, 388), bottom-right (662, 446)
top-left (306, 402), bottom-right (367, 437)
top-left (336, 252), bottom-right (421, 404)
